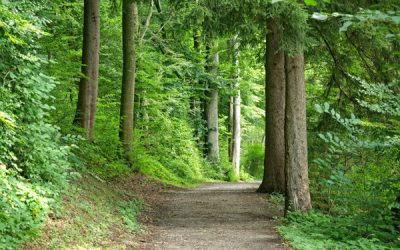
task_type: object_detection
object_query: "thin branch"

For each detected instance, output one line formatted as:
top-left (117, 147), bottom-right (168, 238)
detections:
top-left (139, 0), bottom-right (154, 44)
top-left (345, 32), bottom-right (377, 80)
top-left (154, 0), bottom-right (161, 13)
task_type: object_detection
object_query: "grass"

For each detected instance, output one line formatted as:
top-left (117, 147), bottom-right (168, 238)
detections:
top-left (24, 173), bottom-right (147, 250)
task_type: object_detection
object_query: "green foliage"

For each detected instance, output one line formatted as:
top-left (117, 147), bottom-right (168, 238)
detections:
top-left (270, 1), bottom-right (309, 53)
top-left (242, 144), bottom-right (264, 179)
top-left (269, 193), bottom-right (285, 206)
top-left (0, 1), bottom-right (74, 248)
top-left (118, 199), bottom-right (145, 233)
top-left (300, 0), bottom-right (400, 247)
top-left (0, 171), bottom-right (49, 249)
top-left (279, 211), bottom-right (400, 249)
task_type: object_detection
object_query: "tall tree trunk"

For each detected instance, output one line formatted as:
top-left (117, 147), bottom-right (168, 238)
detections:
top-left (230, 35), bottom-right (241, 176)
top-left (74, 0), bottom-right (100, 141)
top-left (284, 53), bottom-right (312, 212)
top-left (119, 0), bottom-right (138, 163)
top-left (228, 96), bottom-right (233, 161)
top-left (205, 42), bottom-right (220, 163)
top-left (191, 29), bottom-right (204, 151)
top-left (258, 17), bottom-right (286, 193)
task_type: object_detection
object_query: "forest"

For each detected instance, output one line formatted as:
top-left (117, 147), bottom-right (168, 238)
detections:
top-left (0, 0), bottom-right (400, 249)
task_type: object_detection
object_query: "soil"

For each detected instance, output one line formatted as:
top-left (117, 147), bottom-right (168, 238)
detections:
top-left (140, 182), bottom-right (288, 250)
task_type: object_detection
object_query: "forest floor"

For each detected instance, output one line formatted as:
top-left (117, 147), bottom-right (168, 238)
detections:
top-left (140, 182), bottom-right (288, 250)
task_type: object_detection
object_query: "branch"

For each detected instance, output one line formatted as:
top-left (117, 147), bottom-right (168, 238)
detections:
top-left (154, 0), bottom-right (162, 13)
top-left (344, 32), bottom-right (377, 80)
top-left (139, 0), bottom-right (154, 44)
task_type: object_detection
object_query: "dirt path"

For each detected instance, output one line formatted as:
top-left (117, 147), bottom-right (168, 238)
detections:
top-left (141, 182), bottom-right (287, 250)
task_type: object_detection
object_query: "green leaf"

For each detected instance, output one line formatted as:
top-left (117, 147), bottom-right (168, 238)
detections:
top-left (315, 104), bottom-right (323, 113)
top-left (339, 21), bottom-right (352, 32)
top-left (324, 102), bottom-right (330, 112)
top-left (391, 16), bottom-right (400, 24)
top-left (304, 0), bottom-right (317, 6)
top-left (311, 13), bottom-right (328, 21)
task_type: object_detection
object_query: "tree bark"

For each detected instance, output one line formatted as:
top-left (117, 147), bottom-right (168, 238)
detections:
top-left (191, 29), bottom-right (204, 151)
top-left (230, 35), bottom-right (241, 177)
top-left (119, 0), bottom-right (138, 163)
top-left (205, 42), bottom-right (220, 163)
top-left (228, 95), bottom-right (233, 161)
top-left (258, 17), bottom-right (286, 194)
top-left (74, 0), bottom-right (100, 141)
top-left (284, 53), bottom-right (312, 212)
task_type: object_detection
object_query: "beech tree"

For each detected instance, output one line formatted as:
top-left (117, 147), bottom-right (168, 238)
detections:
top-left (229, 35), bottom-right (241, 176)
top-left (205, 41), bottom-right (220, 163)
top-left (119, 0), bottom-right (138, 163)
top-left (74, 0), bottom-right (100, 141)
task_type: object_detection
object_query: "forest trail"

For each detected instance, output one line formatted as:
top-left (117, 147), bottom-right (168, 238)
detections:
top-left (141, 182), bottom-right (287, 250)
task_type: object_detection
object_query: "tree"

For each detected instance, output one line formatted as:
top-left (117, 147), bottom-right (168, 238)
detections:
top-left (258, 17), bottom-right (286, 194)
top-left (229, 35), bottom-right (241, 176)
top-left (119, 0), bottom-right (139, 163)
top-left (74, 0), bottom-right (100, 141)
top-left (283, 1), bottom-right (311, 212)
top-left (284, 53), bottom-right (312, 212)
top-left (205, 41), bottom-right (220, 163)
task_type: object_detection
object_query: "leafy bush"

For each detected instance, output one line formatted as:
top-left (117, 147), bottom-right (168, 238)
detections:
top-left (242, 144), bottom-right (264, 179)
top-left (0, 171), bottom-right (49, 249)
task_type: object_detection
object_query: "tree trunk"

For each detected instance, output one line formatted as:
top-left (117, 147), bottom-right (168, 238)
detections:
top-left (119, 0), bottom-right (138, 163)
top-left (230, 35), bottom-right (241, 177)
top-left (284, 53), bottom-right (312, 212)
top-left (205, 42), bottom-right (220, 163)
top-left (74, 0), bottom-right (100, 141)
top-left (258, 17), bottom-right (286, 194)
top-left (228, 96), bottom-right (233, 161)
top-left (191, 29), bottom-right (204, 151)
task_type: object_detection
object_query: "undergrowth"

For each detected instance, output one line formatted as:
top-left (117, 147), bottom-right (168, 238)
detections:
top-left (25, 174), bottom-right (146, 249)
top-left (118, 200), bottom-right (145, 233)
top-left (279, 211), bottom-right (400, 250)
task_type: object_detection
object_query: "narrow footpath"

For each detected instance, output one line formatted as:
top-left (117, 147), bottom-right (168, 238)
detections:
top-left (141, 182), bottom-right (288, 250)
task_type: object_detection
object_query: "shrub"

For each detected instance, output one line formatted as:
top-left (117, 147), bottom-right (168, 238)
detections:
top-left (0, 171), bottom-right (49, 249)
top-left (242, 144), bottom-right (264, 179)
top-left (279, 211), bottom-right (400, 250)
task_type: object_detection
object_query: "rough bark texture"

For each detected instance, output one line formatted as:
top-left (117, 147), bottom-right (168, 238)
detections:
top-left (119, 0), bottom-right (138, 163)
top-left (258, 18), bottom-right (286, 194)
top-left (74, 0), bottom-right (100, 141)
top-left (230, 35), bottom-right (241, 176)
top-left (284, 54), bottom-right (312, 212)
top-left (205, 45), bottom-right (220, 163)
